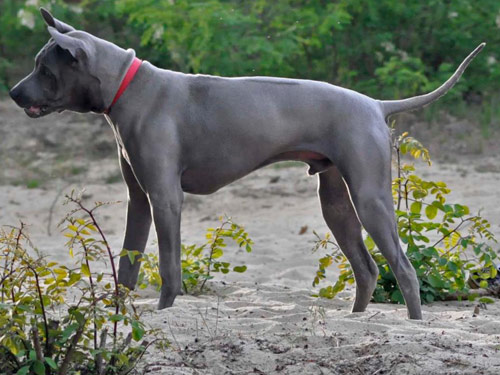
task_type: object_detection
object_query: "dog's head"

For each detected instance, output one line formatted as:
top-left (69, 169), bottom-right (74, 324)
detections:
top-left (9, 8), bottom-right (106, 118)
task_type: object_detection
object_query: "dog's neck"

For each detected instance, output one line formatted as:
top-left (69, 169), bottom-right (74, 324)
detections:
top-left (103, 60), bottom-right (161, 141)
top-left (105, 57), bottom-right (142, 114)
top-left (88, 36), bottom-right (137, 110)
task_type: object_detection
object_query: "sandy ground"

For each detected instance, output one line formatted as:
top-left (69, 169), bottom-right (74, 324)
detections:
top-left (1, 99), bottom-right (500, 374)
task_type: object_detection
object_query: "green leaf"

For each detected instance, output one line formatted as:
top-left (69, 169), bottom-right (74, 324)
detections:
top-left (428, 274), bottom-right (445, 288)
top-left (212, 248), bottom-right (223, 259)
top-left (17, 366), bottom-right (30, 375)
top-left (81, 263), bottom-right (91, 277)
top-left (424, 293), bottom-right (435, 303)
top-left (131, 320), bottom-right (145, 341)
top-left (61, 323), bottom-right (79, 341)
top-left (425, 204), bottom-right (438, 219)
top-left (128, 250), bottom-right (136, 264)
top-left (391, 290), bottom-right (404, 304)
top-left (233, 265), bottom-right (247, 273)
top-left (447, 261), bottom-right (458, 273)
top-left (109, 314), bottom-right (125, 322)
top-left (68, 224), bottom-right (79, 232)
top-left (45, 357), bottom-right (58, 370)
top-left (478, 297), bottom-right (494, 304)
top-left (422, 247), bottom-right (438, 258)
top-left (410, 201), bottom-right (422, 214)
top-left (364, 235), bottom-right (375, 251)
top-left (33, 360), bottom-right (45, 375)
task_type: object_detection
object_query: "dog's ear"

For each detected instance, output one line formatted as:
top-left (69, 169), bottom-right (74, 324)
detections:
top-left (40, 7), bottom-right (75, 33)
top-left (48, 27), bottom-right (93, 61)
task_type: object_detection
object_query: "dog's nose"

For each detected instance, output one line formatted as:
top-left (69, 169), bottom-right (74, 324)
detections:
top-left (9, 86), bottom-right (19, 101)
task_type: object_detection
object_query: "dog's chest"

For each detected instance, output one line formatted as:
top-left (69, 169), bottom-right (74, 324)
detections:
top-left (104, 114), bottom-right (131, 163)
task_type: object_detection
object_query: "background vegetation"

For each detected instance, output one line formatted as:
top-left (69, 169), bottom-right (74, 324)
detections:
top-left (1, 0), bottom-right (500, 128)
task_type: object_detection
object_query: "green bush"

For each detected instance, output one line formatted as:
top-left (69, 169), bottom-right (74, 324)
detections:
top-left (312, 131), bottom-right (499, 304)
top-left (3, 0), bottom-right (500, 115)
top-left (128, 216), bottom-right (253, 295)
top-left (0, 193), bottom-right (165, 375)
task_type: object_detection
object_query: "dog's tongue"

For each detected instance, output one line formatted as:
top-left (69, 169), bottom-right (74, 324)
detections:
top-left (28, 106), bottom-right (41, 115)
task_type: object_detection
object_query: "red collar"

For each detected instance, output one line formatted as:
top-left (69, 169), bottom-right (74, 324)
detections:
top-left (105, 57), bottom-right (142, 114)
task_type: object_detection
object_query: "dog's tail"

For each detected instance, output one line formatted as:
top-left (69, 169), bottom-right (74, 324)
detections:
top-left (380, 43), bottom-right (485, 120)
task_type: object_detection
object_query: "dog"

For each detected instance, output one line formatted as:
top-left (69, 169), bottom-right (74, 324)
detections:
top-left (9, 8), bottom-right (485, 319)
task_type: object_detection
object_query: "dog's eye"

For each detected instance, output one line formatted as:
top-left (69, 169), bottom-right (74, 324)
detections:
top-left (40, 66), bottom-right (53, 77)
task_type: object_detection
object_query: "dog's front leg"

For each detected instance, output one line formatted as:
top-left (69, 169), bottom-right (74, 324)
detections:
top-left (148, 177), bottom-right (184, 310)
top-left (117, 153), bottom-right (152, 290)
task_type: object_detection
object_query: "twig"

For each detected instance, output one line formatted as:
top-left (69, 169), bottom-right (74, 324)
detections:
top-left (395, 139), bottom-right (402, 211)
top-left (431, 217), bottom-right (473, 248)
top-left (215, 296), bottom-right (220, 337)
top-left (47, 184), bottom-right (70, 236)
top-left (197, 307), bottom-right (213, 339)
top-left (166, 319), bottom-right (182, 351)
top-left (200, 221), bottom-right (228, 292)
top-left (28, 264), bottom-right (50, 355)
top-left (118, 338), bottom-right (156, 375)
top-left (80, 238), bottom-right (98, 351)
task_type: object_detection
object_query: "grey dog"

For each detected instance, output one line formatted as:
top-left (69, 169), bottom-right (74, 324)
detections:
top-left (9, 9), bottom-right (485, 320)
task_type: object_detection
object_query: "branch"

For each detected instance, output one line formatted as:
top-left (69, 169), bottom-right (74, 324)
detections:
top-left (32, 326), bottom-right (44, 361)
top-left (58, 323), bottom-right (85, 375)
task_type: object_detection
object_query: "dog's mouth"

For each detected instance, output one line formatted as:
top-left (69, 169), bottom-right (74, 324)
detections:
top-left (24, 105), bottom-right (48, 118)
top-left (23, 105), bottom-right (62, 118)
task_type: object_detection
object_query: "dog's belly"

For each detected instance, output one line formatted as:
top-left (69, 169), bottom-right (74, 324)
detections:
top-left (180, 150), bottom-right (332, 195)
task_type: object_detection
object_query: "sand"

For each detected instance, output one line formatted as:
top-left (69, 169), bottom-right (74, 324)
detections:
top-left (0, 99), bottom-right (499, 374)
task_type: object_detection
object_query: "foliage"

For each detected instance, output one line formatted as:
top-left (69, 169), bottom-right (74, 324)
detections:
top-left (0, 193), bottom-right (164, 375)
top-left (2, 0), bottom-right (500, 120)
top-left (131, 216), bottom-right (253, 295)
top-left (312, 131), bottom-right (499, 304)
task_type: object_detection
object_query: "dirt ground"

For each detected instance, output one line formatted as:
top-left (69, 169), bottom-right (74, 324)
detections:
top-left (1, 98), bottom-right (500, 374)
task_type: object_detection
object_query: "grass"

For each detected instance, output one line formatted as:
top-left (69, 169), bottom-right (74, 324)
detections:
top-left (26, 179), bottom-right (40, 189)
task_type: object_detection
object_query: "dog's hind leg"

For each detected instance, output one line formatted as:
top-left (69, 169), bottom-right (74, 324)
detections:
top-left (318, 166), bottom-right (379, 313)
top-left (337, 125), bottom-right (422, 319)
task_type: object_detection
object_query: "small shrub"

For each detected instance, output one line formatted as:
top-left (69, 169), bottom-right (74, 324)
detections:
top-left (0, 192), bottom-right (165, 375)
top-left (131, 216), bottom-right (253, 295)
top-left (312, 131), bottom-right (499, 304)
top-left (26, 179), bottom-right (40, 189)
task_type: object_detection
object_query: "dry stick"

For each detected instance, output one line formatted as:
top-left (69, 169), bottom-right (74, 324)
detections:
top-left (166, 320), bottom-right (200, 372)
top-left (215, 295), bottom-right (220, 337)
top-left (166, 319), bottom-right (182, 351)
top-left (47, 184), bottom-right (70, 236)
top-left (196, 307), bottom-right (213, 339)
